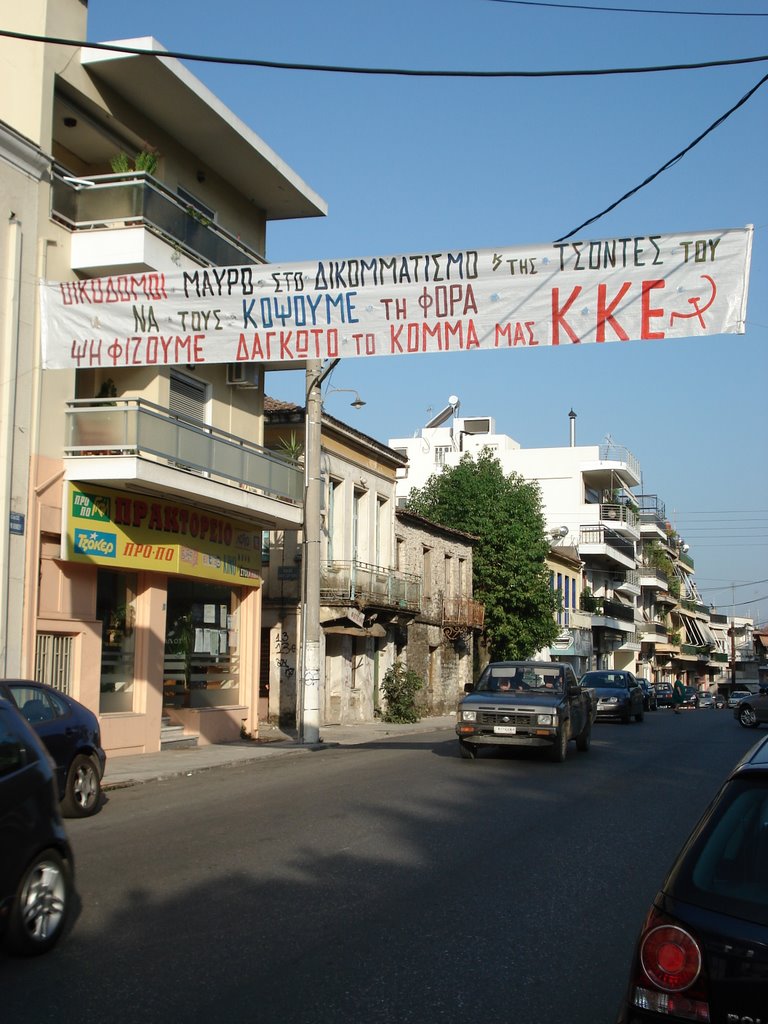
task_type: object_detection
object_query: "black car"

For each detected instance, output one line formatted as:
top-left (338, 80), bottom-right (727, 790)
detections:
top-left (734, 689), bottom-right (768, 729)
top-left (637, 679), bottom-right (658, 711)
top-left (580, 670), bottom-right (644, 723)
top-left (0, 697), bottom-right (75, 955)
top-left (0, 680), bottom-right (106, 818)
top-left (682, 686), bottom-right (699, 709)
top-left (616, 733), bottom-right (768, 1023)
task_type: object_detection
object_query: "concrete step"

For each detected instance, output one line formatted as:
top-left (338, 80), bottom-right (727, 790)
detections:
top-left (160, 719), bottom-right (199, 750)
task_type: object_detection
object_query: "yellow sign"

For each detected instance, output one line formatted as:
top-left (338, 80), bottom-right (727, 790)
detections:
top-left (64, 484), bottom-right (262, 587)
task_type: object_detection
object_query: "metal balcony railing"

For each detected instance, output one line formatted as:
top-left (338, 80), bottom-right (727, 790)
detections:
top-left (640, 622), bottom-right (668, 638)
top-left (602, 599), bottom-right (636, 624)
top-left (64, 398), bottom-right (303, 503)
top-left (598, 444), bottom-right (641, 480)
top-left (320, 560), bottom-right (421, 612)
top-left (442, 597), bottom-right (485, 631)
top-left (579, 525), bottom-right (636, 561)
top-left (638, 565), bottom-right (669, 587)
top-left (51, 170), bottom-right (264, 268)
top-left (599, 503), bottom-right (639, 531)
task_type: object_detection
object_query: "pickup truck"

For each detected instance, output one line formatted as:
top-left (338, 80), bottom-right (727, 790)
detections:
top-left (456, 660), bottom-right (596, 763)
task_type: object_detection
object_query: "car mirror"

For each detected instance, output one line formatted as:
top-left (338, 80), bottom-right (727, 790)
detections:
top-left (464, 682), bottom-right (475, 694)
top-left (568, 682), bottom-right (580, 696)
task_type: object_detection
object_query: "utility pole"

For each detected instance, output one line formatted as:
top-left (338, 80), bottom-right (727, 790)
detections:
top-left (298, 358), bottom-right (338, 744)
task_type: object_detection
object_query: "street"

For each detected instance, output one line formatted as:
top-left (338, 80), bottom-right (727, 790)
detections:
top-left (2, 709), bottom-right (759, 1023)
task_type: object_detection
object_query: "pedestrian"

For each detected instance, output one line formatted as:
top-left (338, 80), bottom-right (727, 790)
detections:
top-left (672, 675), bottom-right (686, 714)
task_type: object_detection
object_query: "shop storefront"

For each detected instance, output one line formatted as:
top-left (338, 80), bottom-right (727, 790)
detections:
top-left (62, 483), bottom-right (264, 754)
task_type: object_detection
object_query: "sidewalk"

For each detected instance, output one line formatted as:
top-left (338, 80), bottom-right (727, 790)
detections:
top-left (102, 714), bottom-right (457, 791)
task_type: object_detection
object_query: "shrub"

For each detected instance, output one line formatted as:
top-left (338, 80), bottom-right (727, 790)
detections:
top-left (381, 661), bottom-right (423, 723)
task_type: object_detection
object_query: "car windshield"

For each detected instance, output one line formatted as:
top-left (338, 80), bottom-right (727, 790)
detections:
top-left (476, 668), bottom-right (564, 694)
top-left (582, 673), bottom-right (628, 689)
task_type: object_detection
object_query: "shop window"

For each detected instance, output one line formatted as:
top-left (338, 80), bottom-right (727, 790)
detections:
top-left (163, 578), bottom-right (240, 709)
top-left (97, 570), bottom-right (138, 713)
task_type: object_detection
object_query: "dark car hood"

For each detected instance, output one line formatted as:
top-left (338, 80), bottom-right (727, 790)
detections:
top-left (591, 686), bottom-right (631, 698)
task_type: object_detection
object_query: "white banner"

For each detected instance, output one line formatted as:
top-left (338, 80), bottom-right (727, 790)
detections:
top-left (40, 227), bottom-right (753, 369)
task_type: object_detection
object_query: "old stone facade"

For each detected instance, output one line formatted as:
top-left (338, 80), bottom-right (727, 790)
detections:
top-left (394, 510), bottom-right (483, 715)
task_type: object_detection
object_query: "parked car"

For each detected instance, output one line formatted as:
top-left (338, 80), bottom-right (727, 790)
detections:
top-left (734, 689), bottom-right (768, 729)
top-left (0, 680), bottom-right (106, 818)
top-left (654, 683), bottom-right (674, 709)
top-left (616, 732), bottom-right (768, 1023)
top-left (727, 688), bottom-right (753, 709)
top-left (682, 686), bottom-right (699, 709)
top-left (580, 670), bottom-right (644, 723)
top-left (714, 693), bottom-right (726, 709)
top-left (637, 679), bottom-right (657, 711)
top-left (696, 691), bottom-right (715, 709)
top-left (0, 697), bottom-right (75, 955)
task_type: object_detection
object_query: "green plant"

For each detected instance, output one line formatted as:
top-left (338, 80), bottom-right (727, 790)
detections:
top-left (276, 431), bottom-right (304, 460)
top-left (110, 150), bottom-right (158, 175)
top-left (381, 661), bottom-right (423, 723)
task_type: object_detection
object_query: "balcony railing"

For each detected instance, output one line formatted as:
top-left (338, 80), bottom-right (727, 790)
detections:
top-left (639, 566), bottom-right (669, 588)
top-left (52, 170), bottom-right (264, 268)
top-left (65, 398), bottom-right (303, 503)
top-left (598, 444), bottom-right (641, 480)
top-left (579, 525), bottom-right (636, 561)
top-left (598, 503), bottom-right (639, 531)
top-left (442, 597), bottom-right (485, 631)
top-left (602, 599), bottom-right (636, 624)
top-left (640, 622), bottom-right (668, 638)
top-left (320, 560), bottom-right (421, 613)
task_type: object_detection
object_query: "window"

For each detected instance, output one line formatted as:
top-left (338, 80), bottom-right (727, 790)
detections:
top-left (422, 546), bottom-right (432, 598)
top-left (170, 369), bottom-right (208, 424)
top-left (434, 446), bottom-right (450, 466)
top-left (97, 570), bottom-right (138, 713)
top-left (0, 710), bottom-right (30, 777)
top-left (353, 488), bottom-right (366, 562)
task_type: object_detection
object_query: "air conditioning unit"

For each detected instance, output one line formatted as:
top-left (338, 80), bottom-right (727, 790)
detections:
top-left (226, 362), bottom-right (260, 388)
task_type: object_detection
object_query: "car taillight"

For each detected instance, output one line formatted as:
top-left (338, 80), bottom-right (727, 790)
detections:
top-left (631, 910), bottom-right (710, 1022)
top-left (641, 924), bottom-right (701, 990)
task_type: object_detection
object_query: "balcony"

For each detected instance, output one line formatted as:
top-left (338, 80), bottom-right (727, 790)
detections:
top-left (638, 566), bottom-right (669, 589)
top-left (320, 560), bottom-right (421, 613)
top-left (442, 597), bottom-right (485, 632)
top-left (52, 170), bottom-right (264, 273)
top-left (639, 622), bottom-right (668, 640)
top-left (602, 599), bottom-right (636, 624)
top-left (596, 502), bottom-right (640, 536)
top-left (64, 399), bottom-right (303, 514)
top-left (578, 525), bottom-right (636, 569)
top-left (612, 570), bottom-right (641, 596)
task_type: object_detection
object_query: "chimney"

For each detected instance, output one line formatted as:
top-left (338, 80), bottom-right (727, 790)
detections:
top-left (568, 408), bottom-right (577, 447)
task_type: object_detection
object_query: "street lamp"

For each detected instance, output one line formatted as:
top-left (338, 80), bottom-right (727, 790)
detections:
top-left (324, 386), bottom-right (366, 409)
top-left (299, 361), bottom-right (364, 744)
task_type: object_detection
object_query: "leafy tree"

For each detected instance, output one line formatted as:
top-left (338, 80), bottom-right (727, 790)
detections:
top-left (405, 449), bottom-right (559, 664)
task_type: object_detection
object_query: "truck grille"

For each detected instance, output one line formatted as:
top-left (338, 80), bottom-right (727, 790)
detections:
top-left (477, 709), bottom-right (534, 728)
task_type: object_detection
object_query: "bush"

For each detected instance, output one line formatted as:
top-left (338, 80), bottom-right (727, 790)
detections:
top-left (381, 661), bottom-right (423, 723)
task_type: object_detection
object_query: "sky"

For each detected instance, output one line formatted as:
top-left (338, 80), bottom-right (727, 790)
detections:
top-left (86, 0), bottom-right (768, 626)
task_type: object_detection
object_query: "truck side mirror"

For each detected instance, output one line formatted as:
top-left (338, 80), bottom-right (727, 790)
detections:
top-left (464, 682), bottom-right (475, 693)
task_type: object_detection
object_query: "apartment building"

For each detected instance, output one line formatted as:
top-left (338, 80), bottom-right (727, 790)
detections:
top-left (0, 0), bottom-right (326, 753)
top-left (389, 404), bottom-right (750, 686)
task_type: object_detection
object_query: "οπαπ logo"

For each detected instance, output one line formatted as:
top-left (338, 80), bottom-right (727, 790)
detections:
top-left (74, 528), bottom-right (117, 558)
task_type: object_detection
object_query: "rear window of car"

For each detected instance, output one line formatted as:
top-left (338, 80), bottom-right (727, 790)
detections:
top-left (669, 777), bottom-right (768, 927)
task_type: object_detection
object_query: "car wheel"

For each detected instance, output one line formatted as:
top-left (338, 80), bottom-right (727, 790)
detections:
top-left (61, 754), bottom-right (101, 817)
top-left (575, 718), bottom-right (591, 752)
top-left (738, 704), bottom-right (759, 729)
top-left (458, 740), bottom-right (477, 760)
top-left (4, 849), bottom-right (72, 956)
top-left (549, 724), bottom-right (568, 762)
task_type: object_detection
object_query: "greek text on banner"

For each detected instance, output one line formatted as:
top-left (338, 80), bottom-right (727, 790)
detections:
top-left (40, 227), bottom-right (753, 370)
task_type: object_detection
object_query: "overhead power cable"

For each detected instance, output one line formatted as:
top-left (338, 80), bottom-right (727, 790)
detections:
top-left (555, 70), bottom-right (768, 240)
top-left (487, 1), bottom-right (768, 17)
top-left (1, 29), bottom-right (767, 78)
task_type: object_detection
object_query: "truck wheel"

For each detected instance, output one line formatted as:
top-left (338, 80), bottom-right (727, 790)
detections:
top-left (458, 740), bottom-right (477, 759)
top-left (576, 718), bottom-right (591, 752)
top-left (549, 725), bottom-right (568, 763)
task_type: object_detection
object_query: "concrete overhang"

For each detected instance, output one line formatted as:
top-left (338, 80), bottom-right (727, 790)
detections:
top-left (80, 38), bottom-right (328, 223)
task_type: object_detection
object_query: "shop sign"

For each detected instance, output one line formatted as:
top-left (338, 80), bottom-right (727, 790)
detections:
top-left (63, 484), bottom-right (262, 587)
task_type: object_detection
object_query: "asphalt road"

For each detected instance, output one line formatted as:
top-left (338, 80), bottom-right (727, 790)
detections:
top-left (2, 708), bottom-right (760, 1024)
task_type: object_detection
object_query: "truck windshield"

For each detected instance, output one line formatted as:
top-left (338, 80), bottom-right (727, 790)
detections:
top-left (477, 670), bottom-right (563, 694)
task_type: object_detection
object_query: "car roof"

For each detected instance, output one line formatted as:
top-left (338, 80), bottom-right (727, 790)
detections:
top-left (730, 733), bottom-right (768, 778)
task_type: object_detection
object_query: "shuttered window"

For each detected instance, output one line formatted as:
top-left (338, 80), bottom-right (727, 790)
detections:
top-left (170, 370), bottom-right (208, 423)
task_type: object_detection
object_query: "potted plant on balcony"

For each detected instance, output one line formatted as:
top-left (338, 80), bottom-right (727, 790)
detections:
top-left (110, 150), bottom-right (158, 175)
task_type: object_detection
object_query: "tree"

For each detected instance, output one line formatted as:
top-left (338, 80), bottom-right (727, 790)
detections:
top-left (405, 449), bottom-right (559, 664)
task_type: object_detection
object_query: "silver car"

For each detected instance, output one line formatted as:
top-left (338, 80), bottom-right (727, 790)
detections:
top-left (697, 692), bottom-right (715, 709)
top-left (727, 688), bottom-right (753, 709)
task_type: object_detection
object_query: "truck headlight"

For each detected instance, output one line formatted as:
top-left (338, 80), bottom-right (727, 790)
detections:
top-left (461, 710), bottom-right (477, 722)
top-left (536, 714), bottom-right (554, 726)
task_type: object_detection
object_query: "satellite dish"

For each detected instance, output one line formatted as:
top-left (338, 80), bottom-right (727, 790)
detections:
top-left (449, 395), bottom-right (459, 407)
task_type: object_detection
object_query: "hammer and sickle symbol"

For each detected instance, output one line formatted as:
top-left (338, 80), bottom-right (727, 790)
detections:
top-left (669, 274), bottom-right (717, 329)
